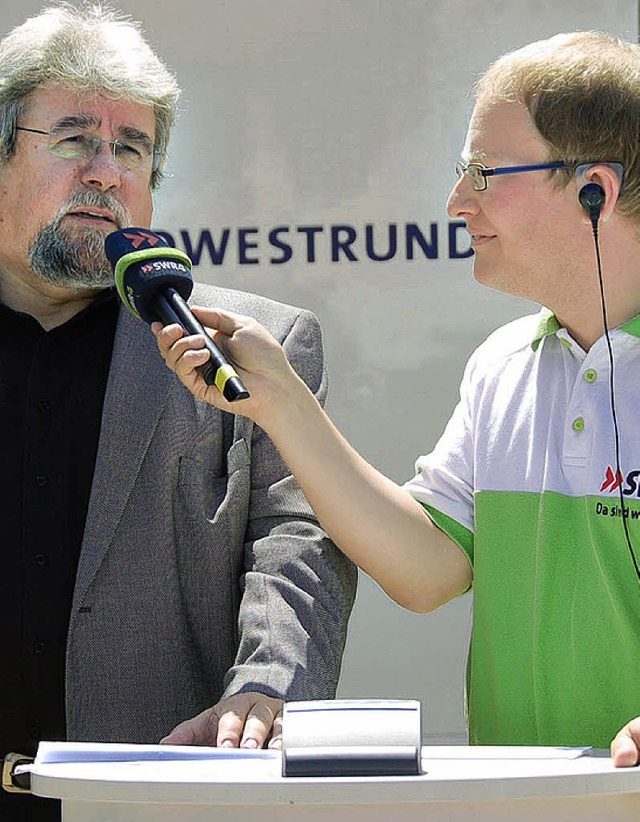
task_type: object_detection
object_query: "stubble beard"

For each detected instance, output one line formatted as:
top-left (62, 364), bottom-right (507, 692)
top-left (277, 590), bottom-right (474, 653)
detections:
top-left (28, 192), bottom-right (131, 290)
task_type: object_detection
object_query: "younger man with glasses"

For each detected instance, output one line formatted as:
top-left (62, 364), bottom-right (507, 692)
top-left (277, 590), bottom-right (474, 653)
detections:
top-left (157, 30), bottom-right (640, 765)
top-left (0, 5), bottom-right (356, 819)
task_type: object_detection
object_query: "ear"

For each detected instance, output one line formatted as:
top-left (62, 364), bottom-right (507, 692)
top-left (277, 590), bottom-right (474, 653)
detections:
top-left (575, 162), bottom-right (623, 224)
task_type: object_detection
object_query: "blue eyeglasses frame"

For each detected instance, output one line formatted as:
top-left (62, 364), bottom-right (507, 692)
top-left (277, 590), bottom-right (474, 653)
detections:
top-left (455, 160), bottom-right (568, 191)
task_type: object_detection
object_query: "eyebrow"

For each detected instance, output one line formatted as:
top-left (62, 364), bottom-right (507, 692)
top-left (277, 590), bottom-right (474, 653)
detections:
top-left (52, 114), bottom-right (100, 131)
top-left (51, 114), bottom-right (154, 151)
top-left (118, 125), bottom-right (154, 153)
top-left (463, 150), bottom-right (489, 164)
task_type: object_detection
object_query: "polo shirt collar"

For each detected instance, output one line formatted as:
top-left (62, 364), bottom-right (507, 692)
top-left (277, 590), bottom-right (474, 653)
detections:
top-left (531, 308), bottom-right (560, 351)
top-left (621, 315), bottom-right (640, 338)
top-left (531, 307), bottom-right (640, 350)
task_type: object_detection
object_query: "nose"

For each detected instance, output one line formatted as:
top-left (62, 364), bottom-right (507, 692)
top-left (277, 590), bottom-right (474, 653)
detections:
top-left (79, 142), bottom-right (122, 191)
top-left (447, 173), bottom-right (480, 220)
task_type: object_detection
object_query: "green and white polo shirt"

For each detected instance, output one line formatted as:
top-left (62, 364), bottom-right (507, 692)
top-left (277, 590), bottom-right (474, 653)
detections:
top-left (404, 309), bottom-right (640, 748)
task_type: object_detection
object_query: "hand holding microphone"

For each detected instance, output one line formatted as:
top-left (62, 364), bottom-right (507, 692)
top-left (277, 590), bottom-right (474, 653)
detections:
top-left (105, 228), bottom-right (249, 402)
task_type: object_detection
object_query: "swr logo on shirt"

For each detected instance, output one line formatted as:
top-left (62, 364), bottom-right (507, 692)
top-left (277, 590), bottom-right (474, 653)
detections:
top-left (601, 466), bottom-right (640, 496)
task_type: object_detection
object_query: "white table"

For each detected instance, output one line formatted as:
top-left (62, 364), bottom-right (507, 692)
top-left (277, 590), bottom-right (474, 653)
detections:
top-left (27, 743), bottom-right (640, 821)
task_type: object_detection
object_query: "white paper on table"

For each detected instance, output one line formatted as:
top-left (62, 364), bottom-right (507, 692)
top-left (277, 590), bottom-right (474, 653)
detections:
top-left (425, 746), bottom-right (593, 760)
top-left (20, 741), bottom-right (279, 772)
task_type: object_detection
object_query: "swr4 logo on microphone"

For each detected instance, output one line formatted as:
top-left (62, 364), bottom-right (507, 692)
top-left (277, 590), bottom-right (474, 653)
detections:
top-left (139, 259), bottom-right (190, 275)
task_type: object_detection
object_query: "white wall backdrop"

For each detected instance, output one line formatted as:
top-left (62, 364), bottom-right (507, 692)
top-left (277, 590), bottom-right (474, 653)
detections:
top-left (4, 0), bottom-right (637, 742)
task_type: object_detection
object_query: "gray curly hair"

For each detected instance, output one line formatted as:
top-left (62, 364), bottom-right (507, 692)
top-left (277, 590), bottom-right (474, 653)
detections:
top-left (0, 2), bottom-right (180, 188)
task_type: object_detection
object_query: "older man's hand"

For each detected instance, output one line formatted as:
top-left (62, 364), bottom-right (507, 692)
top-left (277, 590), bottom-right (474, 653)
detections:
top-left (160, 692), bottom-right (283, 749)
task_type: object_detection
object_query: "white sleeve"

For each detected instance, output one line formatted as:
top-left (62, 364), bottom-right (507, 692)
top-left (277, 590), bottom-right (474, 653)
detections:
top-left (403, 356), bottom-right (477, 535)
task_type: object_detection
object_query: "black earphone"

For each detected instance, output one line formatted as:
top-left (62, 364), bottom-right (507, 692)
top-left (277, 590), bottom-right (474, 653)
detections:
top-left (579, 181), bottom-right (605, 224)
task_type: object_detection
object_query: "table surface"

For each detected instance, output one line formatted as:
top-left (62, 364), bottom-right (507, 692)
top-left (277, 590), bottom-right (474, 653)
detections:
top-left (27, 743), bottom-right (640, 805)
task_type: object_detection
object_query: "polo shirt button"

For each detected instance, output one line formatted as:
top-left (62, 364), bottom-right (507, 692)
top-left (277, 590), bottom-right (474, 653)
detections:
top-left (33, 641), bottom-right (47, 654)
top-left (34, 553), bottom-right (48, 566)
top-left (572, 417), bottom-right (585, 432)
top-left (34, 475), bottom-right (48, 487)
top-left (37, 400), bottom-right (52, 412)
top-left (584, 369), bottom-right (597, 383)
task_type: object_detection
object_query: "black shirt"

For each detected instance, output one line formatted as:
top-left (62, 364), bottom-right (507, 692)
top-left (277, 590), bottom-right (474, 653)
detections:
top-left (0, 290), bottom-right (118, 821)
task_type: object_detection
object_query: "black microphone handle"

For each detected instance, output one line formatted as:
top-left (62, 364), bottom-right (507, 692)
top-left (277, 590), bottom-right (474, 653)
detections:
top-left (153, 288), bottom-right (250, 402)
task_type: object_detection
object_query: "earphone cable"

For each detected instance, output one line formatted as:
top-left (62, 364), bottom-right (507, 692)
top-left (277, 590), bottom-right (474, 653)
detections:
top-left (590, 218), bottom-right (640, 580)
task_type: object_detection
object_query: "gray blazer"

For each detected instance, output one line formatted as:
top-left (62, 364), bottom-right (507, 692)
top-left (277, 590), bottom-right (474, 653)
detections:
top-left (65, 283), bottom-right (357, 743)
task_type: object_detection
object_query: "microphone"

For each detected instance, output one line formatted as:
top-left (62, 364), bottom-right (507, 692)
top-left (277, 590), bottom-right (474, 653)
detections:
top-left (105, 228), bottom-right (249, 402)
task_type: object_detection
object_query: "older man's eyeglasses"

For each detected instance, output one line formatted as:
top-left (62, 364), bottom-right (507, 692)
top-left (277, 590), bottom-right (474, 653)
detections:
top-left (455, 160), bottom-right (568, 191)
top-left (16, 125), bottom-right (159, 173)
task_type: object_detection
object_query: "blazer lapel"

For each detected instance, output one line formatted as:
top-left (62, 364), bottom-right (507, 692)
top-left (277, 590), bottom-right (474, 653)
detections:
top-left (72, 307), bottom-right (175, 609)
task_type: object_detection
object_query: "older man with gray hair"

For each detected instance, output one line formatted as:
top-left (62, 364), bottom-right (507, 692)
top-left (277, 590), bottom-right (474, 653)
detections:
top-left (0, 4), bottom-right (356, 819)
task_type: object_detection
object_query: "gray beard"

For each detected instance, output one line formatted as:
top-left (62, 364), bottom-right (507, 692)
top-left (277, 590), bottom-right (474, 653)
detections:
top-left (28, 193), bottom-right (131, 290)
top-left (29, 222), bottom-right (114, 289)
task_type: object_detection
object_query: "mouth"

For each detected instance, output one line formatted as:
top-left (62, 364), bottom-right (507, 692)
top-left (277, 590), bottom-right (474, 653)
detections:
top-left (65, 209), bottom-right (118, 228)
top-left (469, 232), bottom-right (496, 248)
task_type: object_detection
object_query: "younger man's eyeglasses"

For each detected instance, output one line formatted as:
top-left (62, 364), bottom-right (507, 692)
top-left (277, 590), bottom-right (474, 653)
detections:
top-left (455, 160), bottom-right (568, 191)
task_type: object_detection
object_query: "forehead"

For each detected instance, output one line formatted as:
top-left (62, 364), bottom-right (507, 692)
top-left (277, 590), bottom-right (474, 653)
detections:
top-left (463, 96), bottom-right (548, 163)
top-left (24, 83), bottom-right (156, 139)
